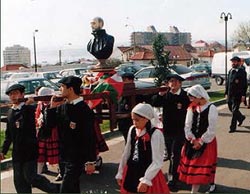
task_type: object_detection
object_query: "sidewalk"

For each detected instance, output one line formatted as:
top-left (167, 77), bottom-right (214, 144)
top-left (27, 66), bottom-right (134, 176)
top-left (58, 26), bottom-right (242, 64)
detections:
top-left (1, 103), bottom-right (250, 193)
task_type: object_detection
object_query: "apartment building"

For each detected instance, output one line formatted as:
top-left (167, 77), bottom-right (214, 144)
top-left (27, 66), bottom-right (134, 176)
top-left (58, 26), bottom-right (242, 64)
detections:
top-left (130, 26), bottom-right (191, 46)
top-left (3, 45), bottom-right (31, 66)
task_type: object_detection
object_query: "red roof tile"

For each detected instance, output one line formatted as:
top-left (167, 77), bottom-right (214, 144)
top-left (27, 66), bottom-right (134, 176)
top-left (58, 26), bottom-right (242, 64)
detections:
top-left (129, 45), bottom-right (191, 61)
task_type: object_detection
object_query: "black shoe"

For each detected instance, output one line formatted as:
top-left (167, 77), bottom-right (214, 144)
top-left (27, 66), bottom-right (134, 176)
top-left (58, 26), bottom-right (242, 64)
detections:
top-left (238, 116), bottom-right (246, 126)
top-left (42, 164), bottom-right (49, 174)
top-left (205, 184), bottom-right (216, 193)
top-left (55, 174), bottom-right (63, 181)
top-left (168, 180), bottom-right (178, 192)
top-left (229, 129), bottom-right (236, 133)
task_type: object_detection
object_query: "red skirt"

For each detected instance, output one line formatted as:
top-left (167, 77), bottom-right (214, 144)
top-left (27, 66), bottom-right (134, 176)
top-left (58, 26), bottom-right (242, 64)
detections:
top-left (37, 127), bottom-right (59, 164)
top-left (120, 165), bottom-right (170, 194)
top-left (178, 138), bottom-right (217, 185)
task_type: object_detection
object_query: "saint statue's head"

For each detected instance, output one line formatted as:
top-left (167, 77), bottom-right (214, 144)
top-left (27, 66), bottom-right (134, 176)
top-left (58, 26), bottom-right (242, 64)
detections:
top-left (90, 17), bottom-right (104, 31)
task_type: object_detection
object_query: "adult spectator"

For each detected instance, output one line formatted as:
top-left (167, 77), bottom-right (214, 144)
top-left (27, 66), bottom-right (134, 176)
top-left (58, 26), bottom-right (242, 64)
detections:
top-left (225, 56), bottom-right (248, 133)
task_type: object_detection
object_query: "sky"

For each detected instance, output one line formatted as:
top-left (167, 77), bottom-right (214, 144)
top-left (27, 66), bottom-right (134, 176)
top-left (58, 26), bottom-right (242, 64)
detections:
top-left (1, 0), bottom-right (250, 64)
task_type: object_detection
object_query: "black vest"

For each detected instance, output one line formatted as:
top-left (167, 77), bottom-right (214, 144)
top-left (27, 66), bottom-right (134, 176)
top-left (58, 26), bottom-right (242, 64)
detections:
top-left (185, 104), bottom-right (212, 159)
top-left (123, 127), bottom-right (156, 192)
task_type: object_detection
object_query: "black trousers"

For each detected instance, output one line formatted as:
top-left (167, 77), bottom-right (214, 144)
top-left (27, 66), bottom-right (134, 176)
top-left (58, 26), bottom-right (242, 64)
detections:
top-left (13, 160), bottom-right (58, 193)
top-left (165, 135), bottom-right (185, 182)
top-left (60, 161), bottom-right (83, 193)
top-left (227, 97), bottom-right (245, 130)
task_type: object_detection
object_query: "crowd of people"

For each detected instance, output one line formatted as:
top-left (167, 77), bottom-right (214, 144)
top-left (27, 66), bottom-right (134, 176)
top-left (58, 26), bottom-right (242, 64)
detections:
top-left (0, 55), bottom-right (248, 193)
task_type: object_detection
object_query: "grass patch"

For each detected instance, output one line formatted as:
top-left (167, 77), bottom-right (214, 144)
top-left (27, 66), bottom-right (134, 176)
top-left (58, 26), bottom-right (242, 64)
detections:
top-left (100, 120), bottom-right (111, 133)
top-left (0, 130), bottom-right (12, 159)
top-left (208, 90), bottom-right (225, 102)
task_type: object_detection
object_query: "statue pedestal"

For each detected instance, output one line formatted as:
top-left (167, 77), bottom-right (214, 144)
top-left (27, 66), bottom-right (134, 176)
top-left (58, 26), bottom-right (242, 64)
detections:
top-left (90, 59), bottom-right (114, 72)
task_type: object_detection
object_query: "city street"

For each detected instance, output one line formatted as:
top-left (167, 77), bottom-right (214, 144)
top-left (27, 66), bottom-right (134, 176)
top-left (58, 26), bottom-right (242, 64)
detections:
top-left (1, 103), bottom-right (250, 193)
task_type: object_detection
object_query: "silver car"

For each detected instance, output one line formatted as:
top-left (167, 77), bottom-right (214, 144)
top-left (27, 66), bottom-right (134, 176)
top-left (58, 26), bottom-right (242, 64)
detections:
top-left (1, 77), bottom-right (59, 116)
top-left (134, 64), bottom-right (211, 89)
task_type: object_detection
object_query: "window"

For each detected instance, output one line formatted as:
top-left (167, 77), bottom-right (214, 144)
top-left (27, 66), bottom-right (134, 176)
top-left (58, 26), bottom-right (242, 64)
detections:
top-left (170, 65), bottom-right (192, 75)
top-left (135, 68), bottom-right (152, 78)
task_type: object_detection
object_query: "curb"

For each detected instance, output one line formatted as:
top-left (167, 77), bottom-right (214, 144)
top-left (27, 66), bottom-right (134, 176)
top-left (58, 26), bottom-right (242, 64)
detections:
top-left (0, 99), bottom-right (227, 171)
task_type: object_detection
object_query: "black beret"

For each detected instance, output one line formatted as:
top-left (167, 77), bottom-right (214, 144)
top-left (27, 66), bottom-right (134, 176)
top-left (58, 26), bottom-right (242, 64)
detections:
top-left (58, 76), bottom-right (82, 88)
top-left (230, 56), bottom-right (241, 62)
top-left (6, 84), bottom-right (25, 95)
top-left (166, 74), bottom-right (185, 81)
top-left (121, 72), bottom-right (135, 79)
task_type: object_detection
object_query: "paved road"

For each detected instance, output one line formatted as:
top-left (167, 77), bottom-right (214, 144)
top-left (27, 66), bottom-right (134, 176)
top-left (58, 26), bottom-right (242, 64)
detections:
top-left (1, 104), bottom-right (250, 193)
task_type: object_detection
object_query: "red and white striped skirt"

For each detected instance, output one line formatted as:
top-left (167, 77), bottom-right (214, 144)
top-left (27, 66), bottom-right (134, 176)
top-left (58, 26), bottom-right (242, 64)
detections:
top-left (178, 138), bottom-right (217, 185)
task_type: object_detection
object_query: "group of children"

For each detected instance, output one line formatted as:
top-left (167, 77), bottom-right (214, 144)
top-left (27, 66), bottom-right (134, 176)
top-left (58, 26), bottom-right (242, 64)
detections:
top-left (115, 84), bottom-right (218, 194)
top-left (0, 70), bottom-right (218, 193)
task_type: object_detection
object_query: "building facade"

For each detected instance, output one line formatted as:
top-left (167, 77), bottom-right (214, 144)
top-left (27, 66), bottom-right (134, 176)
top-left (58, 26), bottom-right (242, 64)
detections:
top-left (130, 26), bottom-right (191, 46)
top-left (3, 45), bottom-right (31, 66)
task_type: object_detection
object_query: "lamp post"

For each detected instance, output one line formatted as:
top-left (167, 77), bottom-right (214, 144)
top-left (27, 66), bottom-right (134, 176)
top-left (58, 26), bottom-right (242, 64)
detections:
top-left (125, 24), bottom-right (136, 54)
top-left (220, 12), bottom-right (232, 86)
top-left (33, 29), bottom-right (38, 72)
top-left (59, 43), bottom-right (72, 66)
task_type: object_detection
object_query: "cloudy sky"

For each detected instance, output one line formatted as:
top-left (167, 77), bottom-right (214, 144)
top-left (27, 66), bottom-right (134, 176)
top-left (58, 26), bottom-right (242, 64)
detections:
top-left (1, 0), bottom-right (250, 63)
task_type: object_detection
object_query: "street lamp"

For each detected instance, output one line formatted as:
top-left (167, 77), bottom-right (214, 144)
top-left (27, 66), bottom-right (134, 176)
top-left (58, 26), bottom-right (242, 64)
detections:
top-left (220, 12), bottom-right (232, 86)
top-left (59, 43), bottom-right (72, 66)
top-left (125, 24), bottom-right (136, 54)
top-left (33, 29), bottom-right (38, 72)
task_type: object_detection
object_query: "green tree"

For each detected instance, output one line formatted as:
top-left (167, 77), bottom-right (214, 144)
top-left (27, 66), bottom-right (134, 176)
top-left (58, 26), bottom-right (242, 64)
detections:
top-left (151, 34), bottom-right (171, 86)
top-left (232, 21), bottom-right (250, 47)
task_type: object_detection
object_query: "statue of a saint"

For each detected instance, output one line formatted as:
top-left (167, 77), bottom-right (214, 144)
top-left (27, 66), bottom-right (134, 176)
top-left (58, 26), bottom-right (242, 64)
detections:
top-left (87, 17), bottom-right (115, 69)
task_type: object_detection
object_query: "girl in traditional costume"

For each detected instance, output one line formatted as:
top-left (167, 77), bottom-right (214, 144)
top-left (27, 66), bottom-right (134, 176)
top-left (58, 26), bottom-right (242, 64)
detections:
top-left (116, 103), bottom-right (169, 193)
top-left (178, 84), bottom-right (218, 193)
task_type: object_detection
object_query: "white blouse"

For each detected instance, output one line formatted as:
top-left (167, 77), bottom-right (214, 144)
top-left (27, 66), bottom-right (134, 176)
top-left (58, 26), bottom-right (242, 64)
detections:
top-left (184, 102), bottom-right (218, 144)
top-left (115, 126), bottom-right (165, 186)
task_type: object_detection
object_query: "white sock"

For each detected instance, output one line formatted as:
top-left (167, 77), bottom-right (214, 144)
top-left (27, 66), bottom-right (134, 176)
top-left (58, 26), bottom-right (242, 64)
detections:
top-left (191, 184), bottom-right (200, 193)
top-left (37, 162), bottom-right (44, 174)
top-left (209, 184), bottom-right (216, 191)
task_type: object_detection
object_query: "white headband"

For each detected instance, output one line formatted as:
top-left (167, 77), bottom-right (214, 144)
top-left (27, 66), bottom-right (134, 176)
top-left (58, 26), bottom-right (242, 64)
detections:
top-left (132, 103), bottom-right (155, 120)
top-left (187, 84), bottom-right (210, 100)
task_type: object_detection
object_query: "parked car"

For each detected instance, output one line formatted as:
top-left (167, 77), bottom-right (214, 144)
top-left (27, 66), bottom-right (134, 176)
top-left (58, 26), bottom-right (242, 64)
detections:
top-left (32, 71), bottom-right (63, 85)
top-left (1, 77), bottom-right (59, 116)
top-left (59, 67), bottom-right (88, 77)
top-left (189, 63), bottom-right (211, 76)
top-left (115, 63), bottom-right (148, 75)
top-left (4, 72), bottom-right (31, 80)
top-left (134, 64), bottom-right (211, 89)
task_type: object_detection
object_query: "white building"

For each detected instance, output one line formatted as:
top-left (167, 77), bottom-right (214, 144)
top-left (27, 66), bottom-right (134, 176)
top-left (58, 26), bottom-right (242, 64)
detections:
top-left (3, 45), bottom-right (31, 66)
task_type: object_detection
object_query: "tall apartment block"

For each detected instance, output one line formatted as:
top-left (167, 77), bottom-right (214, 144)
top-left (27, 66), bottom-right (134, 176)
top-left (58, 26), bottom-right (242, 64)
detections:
top-left (130, 26), bottom-right (191, 46)
top-left (3, 45), bottom-right (31, 66)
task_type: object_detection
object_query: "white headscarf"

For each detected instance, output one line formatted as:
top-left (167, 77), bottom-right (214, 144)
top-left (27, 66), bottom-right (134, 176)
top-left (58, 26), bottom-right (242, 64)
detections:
top-left (187, 84), bottom-right (210, 100)
top-left (132, 103), bottom-right (161, 127)
top-left (38, 87), bottom-right (54, 96)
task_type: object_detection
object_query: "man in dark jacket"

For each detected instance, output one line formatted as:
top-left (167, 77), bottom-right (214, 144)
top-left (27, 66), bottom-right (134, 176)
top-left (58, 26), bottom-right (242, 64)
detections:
top-left (151, 74), bottom-right (190, 190)
top-left (44, 76), bottom-right (96, 193)
top-left (0, 84), bottom-right (59, 193)
top-left (225, 56), bottom-right (248, 133)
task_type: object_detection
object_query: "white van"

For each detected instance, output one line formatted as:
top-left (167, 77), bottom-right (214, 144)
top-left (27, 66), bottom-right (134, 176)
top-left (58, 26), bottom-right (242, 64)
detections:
top-left (211, 51), bottom-right (250, 85)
